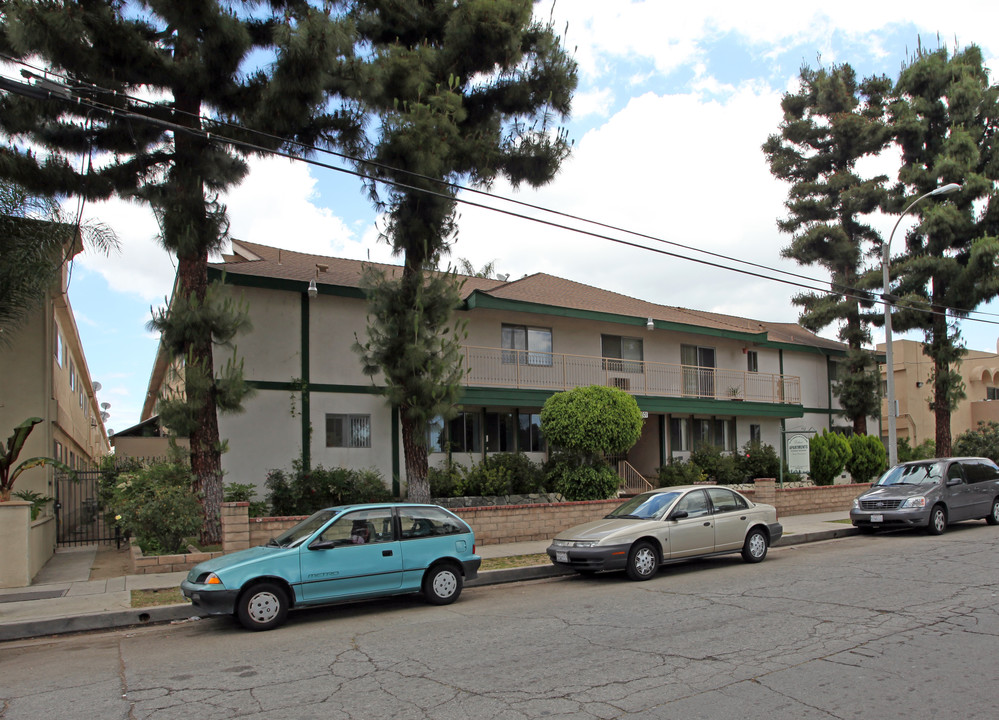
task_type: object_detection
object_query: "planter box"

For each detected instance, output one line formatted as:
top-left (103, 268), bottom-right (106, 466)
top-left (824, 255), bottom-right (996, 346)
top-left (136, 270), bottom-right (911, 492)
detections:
top-left (128, 539), bottom-right (224, 575)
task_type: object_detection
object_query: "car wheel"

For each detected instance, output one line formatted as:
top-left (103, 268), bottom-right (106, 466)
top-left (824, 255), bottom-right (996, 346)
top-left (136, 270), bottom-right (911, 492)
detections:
top-left (926, 505), bottom-right (947, 535)
top-left (423, 563), bottom-right (462, 605)
top-left (986, 498), bottom-right (999, 526)
top-left (741, 528), bottom-right (769, 563)
top-left (626, 541), bottom-right (658, 581)
top-left (236, 582), bottom-right (288, 631)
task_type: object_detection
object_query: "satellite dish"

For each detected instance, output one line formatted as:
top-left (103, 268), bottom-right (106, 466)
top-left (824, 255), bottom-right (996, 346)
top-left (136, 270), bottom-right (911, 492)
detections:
top-left (101, 402), bottom-right (111, 410)
top-left (107, 429), bottom-right (114, 436)
top-left (92, 381), bottom-right (102, 392)
top-left (100, 412), bottom-right (110, 422)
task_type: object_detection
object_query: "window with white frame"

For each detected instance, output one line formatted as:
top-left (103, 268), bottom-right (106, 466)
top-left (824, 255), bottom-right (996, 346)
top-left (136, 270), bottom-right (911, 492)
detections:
top-left (326, 414), bottom-right (371, 448)
top-left (669, 416), bottom-right (691, 452)
top-left (988, 387), bottom-right (999, 401)
top-left (750, 424), bottom-right (762, 444)
top-left (501, 324), bottom-right (552, 366)
top-left (747, 350), bottom-right (759, 373)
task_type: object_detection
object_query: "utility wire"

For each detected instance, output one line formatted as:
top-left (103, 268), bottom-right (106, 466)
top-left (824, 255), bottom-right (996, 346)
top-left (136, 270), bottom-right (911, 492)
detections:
top-left (4, 58), bottom-right (999, 329)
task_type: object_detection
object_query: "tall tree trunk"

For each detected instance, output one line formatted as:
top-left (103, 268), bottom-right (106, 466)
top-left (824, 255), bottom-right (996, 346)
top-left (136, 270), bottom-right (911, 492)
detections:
top-left (401, 411), bottom-right (430, 502)
top-left (931, 300), bottom-right (952, 457)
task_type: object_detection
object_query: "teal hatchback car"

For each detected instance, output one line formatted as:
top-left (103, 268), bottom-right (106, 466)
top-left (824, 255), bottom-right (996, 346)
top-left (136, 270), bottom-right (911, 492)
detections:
top-left (181, 503), bottom-right (480, 630)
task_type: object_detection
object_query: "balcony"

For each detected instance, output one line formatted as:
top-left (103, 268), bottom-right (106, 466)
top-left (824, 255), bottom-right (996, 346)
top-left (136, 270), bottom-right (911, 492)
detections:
top-left (461, 346), bottom-right (801, 405)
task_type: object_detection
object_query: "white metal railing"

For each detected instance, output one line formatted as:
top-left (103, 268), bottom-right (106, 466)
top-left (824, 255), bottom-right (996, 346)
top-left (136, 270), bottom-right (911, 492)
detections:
top-left (618, 460), bottom-right (655, 496)
top-left (461, 346), bottom-right (802, 405)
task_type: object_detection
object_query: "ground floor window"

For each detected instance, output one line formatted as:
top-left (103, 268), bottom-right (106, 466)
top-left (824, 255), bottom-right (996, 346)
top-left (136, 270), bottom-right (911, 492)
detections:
top-left (518, 412), bottom-right (544, 452)
top-left (750, 424), bottom-right (761, 444)
top-left (326, 414), bottom-right (371, 448)
top-left (430, 408), bottom-right (545, 455)
top-left (671, 415), bottom-right (736, 452)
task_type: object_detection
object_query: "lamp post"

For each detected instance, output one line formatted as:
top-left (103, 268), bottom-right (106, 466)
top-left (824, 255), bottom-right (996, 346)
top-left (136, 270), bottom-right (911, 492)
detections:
top-left (882, 182), bottom-right (961, 466)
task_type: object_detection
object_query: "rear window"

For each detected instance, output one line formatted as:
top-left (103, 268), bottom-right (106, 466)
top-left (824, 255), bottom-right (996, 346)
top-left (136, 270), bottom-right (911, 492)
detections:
top-left (962, 459), bottom-right (999, 483)
top-left (398, 506), bottom-right (469, 539)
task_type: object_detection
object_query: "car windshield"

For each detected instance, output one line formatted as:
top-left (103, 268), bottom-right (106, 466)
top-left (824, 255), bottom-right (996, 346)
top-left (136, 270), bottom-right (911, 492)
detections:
top-left (875, 463), bottom-right (942, 487)
top-left (269, 509), bottom-right (339, 548)
top-left (607, 491), bottom-right (683, 520)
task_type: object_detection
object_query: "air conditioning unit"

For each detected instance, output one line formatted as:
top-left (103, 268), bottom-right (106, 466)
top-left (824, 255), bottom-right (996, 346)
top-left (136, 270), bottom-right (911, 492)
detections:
top-left (611, 377), bottom-right (631, 391)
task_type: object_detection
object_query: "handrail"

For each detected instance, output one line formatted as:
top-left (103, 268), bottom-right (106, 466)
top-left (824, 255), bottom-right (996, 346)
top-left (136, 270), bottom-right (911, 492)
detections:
top-left (618, 460), bottom-right (654, 496)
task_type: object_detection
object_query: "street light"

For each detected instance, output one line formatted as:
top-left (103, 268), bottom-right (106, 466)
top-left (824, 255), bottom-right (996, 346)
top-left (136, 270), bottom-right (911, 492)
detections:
top-left (882, 182), bottom-right (961, 466)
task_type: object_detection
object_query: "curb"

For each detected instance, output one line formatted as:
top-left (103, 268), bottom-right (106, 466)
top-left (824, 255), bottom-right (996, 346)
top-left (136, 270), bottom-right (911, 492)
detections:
top-left (1, 527), bottom-right (857, 642)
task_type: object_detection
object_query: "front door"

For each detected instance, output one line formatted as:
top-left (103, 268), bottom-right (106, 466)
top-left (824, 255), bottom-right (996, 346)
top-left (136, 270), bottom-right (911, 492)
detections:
top-left (300, 508), bottom-right (402, 602)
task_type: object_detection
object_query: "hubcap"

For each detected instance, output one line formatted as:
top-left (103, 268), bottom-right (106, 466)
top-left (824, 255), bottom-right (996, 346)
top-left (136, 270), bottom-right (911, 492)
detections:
top-left (933, 511), bottom-right (945, 532)
top-left (993, 503), bottom-right (999, 522)
top-left (247, 591), bottom-right (280, 624)
top-left (433, 570), bottom-right (457, 598)
top-left (749, 533), bottom-right (766, 558)
top-left (634, 548), bottom-right (656, 576)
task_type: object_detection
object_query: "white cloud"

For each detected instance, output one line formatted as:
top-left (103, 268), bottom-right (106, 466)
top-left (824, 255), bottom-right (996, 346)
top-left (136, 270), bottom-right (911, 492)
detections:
top-left (571, 88), bottom-right (615, 119)
top-left (454, 82), bottom-right (806, 324)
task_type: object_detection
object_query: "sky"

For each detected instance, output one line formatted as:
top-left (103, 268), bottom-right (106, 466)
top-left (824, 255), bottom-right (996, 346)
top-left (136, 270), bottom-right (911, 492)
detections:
top-left (53, 0), bottom-right (999, 435)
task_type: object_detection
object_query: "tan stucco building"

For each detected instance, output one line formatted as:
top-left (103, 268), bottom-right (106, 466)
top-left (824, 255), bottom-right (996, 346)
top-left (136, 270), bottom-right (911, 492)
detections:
top-left (142, 241), bottom-right (867, 498)
top-left (0, 235), bottom-right (111, 584)
top-left (878, 338), bottom-right (999, 447)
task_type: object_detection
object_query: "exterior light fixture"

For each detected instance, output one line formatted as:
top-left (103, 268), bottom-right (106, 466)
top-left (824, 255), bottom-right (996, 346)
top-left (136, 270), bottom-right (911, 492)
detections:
top-left (646, 317), bottom-right (655, 331)
top-left (307, 278), bottom-right (317, 299)
top-left (882, 182), bottom-right (961, 466)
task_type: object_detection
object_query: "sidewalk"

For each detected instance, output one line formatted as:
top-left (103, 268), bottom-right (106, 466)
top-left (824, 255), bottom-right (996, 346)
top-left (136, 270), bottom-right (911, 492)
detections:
top-left (0, 511), bottom-right (855, 642)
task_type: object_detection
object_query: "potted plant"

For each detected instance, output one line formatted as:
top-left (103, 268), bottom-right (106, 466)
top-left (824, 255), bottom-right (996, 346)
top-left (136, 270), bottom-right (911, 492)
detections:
top-left (726, 386), bottom-right (744, 401)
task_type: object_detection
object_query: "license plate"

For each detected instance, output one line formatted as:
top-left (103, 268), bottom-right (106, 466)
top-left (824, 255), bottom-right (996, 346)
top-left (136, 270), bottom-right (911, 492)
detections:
top-left (871, 514), bottom-right (883, 523)
top-left (556, 551), bottom-right (568, 563)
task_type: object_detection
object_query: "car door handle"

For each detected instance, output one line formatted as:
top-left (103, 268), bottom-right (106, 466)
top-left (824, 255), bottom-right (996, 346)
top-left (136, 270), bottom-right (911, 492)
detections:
top-left (740, 516), bottom-right (747, 520)
top-left (703, 522), bottom-right (711, 527)
top-left (382, 550), bottom-right (393, 557)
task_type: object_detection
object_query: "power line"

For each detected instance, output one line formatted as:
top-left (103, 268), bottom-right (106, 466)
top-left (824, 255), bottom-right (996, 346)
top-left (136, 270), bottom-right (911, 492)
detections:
top-left (3, 59), bottom-right (999, 330)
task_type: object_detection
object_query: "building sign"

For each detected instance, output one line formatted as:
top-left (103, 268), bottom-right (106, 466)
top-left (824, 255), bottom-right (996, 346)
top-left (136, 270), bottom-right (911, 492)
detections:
top-left (786, 434), bottom-right (811, 474)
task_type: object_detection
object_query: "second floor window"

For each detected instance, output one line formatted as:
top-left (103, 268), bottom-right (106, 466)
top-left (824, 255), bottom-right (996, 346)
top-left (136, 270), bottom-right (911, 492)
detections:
top-left (502, 324), bottom-right (552, 366)
top-left (602, 335), bottom-right (643, 372)
top-left (747, 350), bottom-right (759, 373)
top-left (988, 387), bottom-right (999, 400)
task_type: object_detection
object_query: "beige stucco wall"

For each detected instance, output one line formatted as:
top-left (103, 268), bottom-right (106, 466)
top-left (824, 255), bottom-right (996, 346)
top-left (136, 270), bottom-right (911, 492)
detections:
top-left (0, 502), bottom-right (32, 588)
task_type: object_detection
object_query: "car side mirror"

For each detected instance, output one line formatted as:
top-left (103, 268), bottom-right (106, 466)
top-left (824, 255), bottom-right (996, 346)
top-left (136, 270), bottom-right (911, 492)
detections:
top-left (669, 510), bottom-right (689, 520)
top-left (308, 539), bottom-right (337, 550)
top-left (945, 478), bottom-right (962, 487)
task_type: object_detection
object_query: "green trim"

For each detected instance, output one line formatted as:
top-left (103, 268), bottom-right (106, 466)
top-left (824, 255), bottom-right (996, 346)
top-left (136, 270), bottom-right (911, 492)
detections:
top-left (301, 293), bottom-right (311, 471)
top-left (210, 267), bottom-right (367, 300)
top-left (246, 380), bottom-right (383, 394)
top-left (463, 292), bottom-right (773, 343)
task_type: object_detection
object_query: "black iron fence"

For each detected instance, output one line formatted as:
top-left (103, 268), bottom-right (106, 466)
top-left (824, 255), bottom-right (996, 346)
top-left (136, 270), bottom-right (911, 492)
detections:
top-left (54, 469), bottom-right (121, 547)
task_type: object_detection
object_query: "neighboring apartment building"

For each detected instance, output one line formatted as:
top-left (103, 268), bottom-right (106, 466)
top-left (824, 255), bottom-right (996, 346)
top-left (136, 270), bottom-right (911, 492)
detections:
top-left (0, 230), bottom-right (111, 576)
top-left (141, 241), bottom-right (862, 496)
top-left (878, 338), bottom-right (999, 447)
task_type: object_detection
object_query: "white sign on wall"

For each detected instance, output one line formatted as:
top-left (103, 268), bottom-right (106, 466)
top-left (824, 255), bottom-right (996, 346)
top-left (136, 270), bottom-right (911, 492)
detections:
top-left (786, 434), bottom-right (811, 474)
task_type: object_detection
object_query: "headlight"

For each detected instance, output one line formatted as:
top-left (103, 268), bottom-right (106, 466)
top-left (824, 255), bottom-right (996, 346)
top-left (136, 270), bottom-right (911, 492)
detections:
top-left (551, 539), bottom-right (598, 548)
top-left (196, 572), bottom-right (224, 585)
top-left (852, 498), bottom-right (859, 509)
top-left (900, 497), bottom-right (926, 509)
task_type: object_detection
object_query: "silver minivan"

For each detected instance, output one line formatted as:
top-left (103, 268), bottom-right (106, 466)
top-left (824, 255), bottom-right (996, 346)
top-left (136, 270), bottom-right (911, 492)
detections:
top-left (851, 457), bottom-right (999, 535)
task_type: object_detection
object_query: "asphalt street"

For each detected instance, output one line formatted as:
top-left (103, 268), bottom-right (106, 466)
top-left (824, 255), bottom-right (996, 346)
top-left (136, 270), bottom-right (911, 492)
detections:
top-left (2, 525), bottom-right (998, 719)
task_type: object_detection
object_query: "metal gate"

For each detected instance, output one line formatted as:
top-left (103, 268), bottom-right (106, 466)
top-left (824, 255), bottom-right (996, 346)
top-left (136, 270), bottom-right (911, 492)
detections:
top-left (54, 469), bottom-right (121, 547)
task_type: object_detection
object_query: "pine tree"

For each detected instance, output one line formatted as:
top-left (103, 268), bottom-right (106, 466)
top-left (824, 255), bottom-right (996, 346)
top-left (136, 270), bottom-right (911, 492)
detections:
top-left (763, 64), bottom-right (892, 434)
top-left (350, 0), bottom-right (577, 502)
top-left (0, 1), bottom-right (356, 541)
top-left (887, 44), bottom-right (999, 457)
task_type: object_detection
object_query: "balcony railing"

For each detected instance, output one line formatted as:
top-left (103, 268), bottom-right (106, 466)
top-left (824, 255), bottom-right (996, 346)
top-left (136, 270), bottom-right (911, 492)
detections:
top-left (461, 346), bottom-right (801, 406)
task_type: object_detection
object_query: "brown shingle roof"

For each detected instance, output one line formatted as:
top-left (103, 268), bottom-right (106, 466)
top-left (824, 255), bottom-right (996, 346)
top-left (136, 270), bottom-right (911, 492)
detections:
top-left (211, 240), bottom-right (844, 351)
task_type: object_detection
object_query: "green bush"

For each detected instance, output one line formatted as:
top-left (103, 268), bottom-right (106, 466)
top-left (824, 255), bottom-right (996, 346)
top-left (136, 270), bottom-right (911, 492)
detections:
top-left (541, 385), bottom-right (643, 459)
top-left (953, 421), bottom-right (999, 463)
top-left (737, 441), bottom-right (781, 480)
top-left (223, 482), bottom-right (268, 517)
top-left (689, 445), bottom-right (744, 485)
top-left (809, 431), bottom-right (852, 485)
top-left (428, 462), bottom-right (465, 498)
top-left (544, 452), bottom-right (620, 501)
top-left (111, 462), bottom-right (203, 554)
top-left (657, 458), bottom-right (705, 486)
top-left (896, 437), bottom-right (936, 462)
top-left (264, 459), bottom-right (391, 515)
top-left (846, 435), bottom-right (887, 483)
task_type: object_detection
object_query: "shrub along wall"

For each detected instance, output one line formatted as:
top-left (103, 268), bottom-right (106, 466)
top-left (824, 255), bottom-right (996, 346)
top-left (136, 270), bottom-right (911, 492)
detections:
top-left (219, 480), bottom-right (869, 553)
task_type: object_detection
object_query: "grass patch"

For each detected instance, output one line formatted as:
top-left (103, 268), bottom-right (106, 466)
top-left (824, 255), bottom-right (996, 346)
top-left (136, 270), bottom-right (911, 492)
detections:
top-left (481, 553), bottom-right (549, 571)
top-left (131, 588), bottom-right (189, 608)
top-left (830, 518), bottom-right (853, 525)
